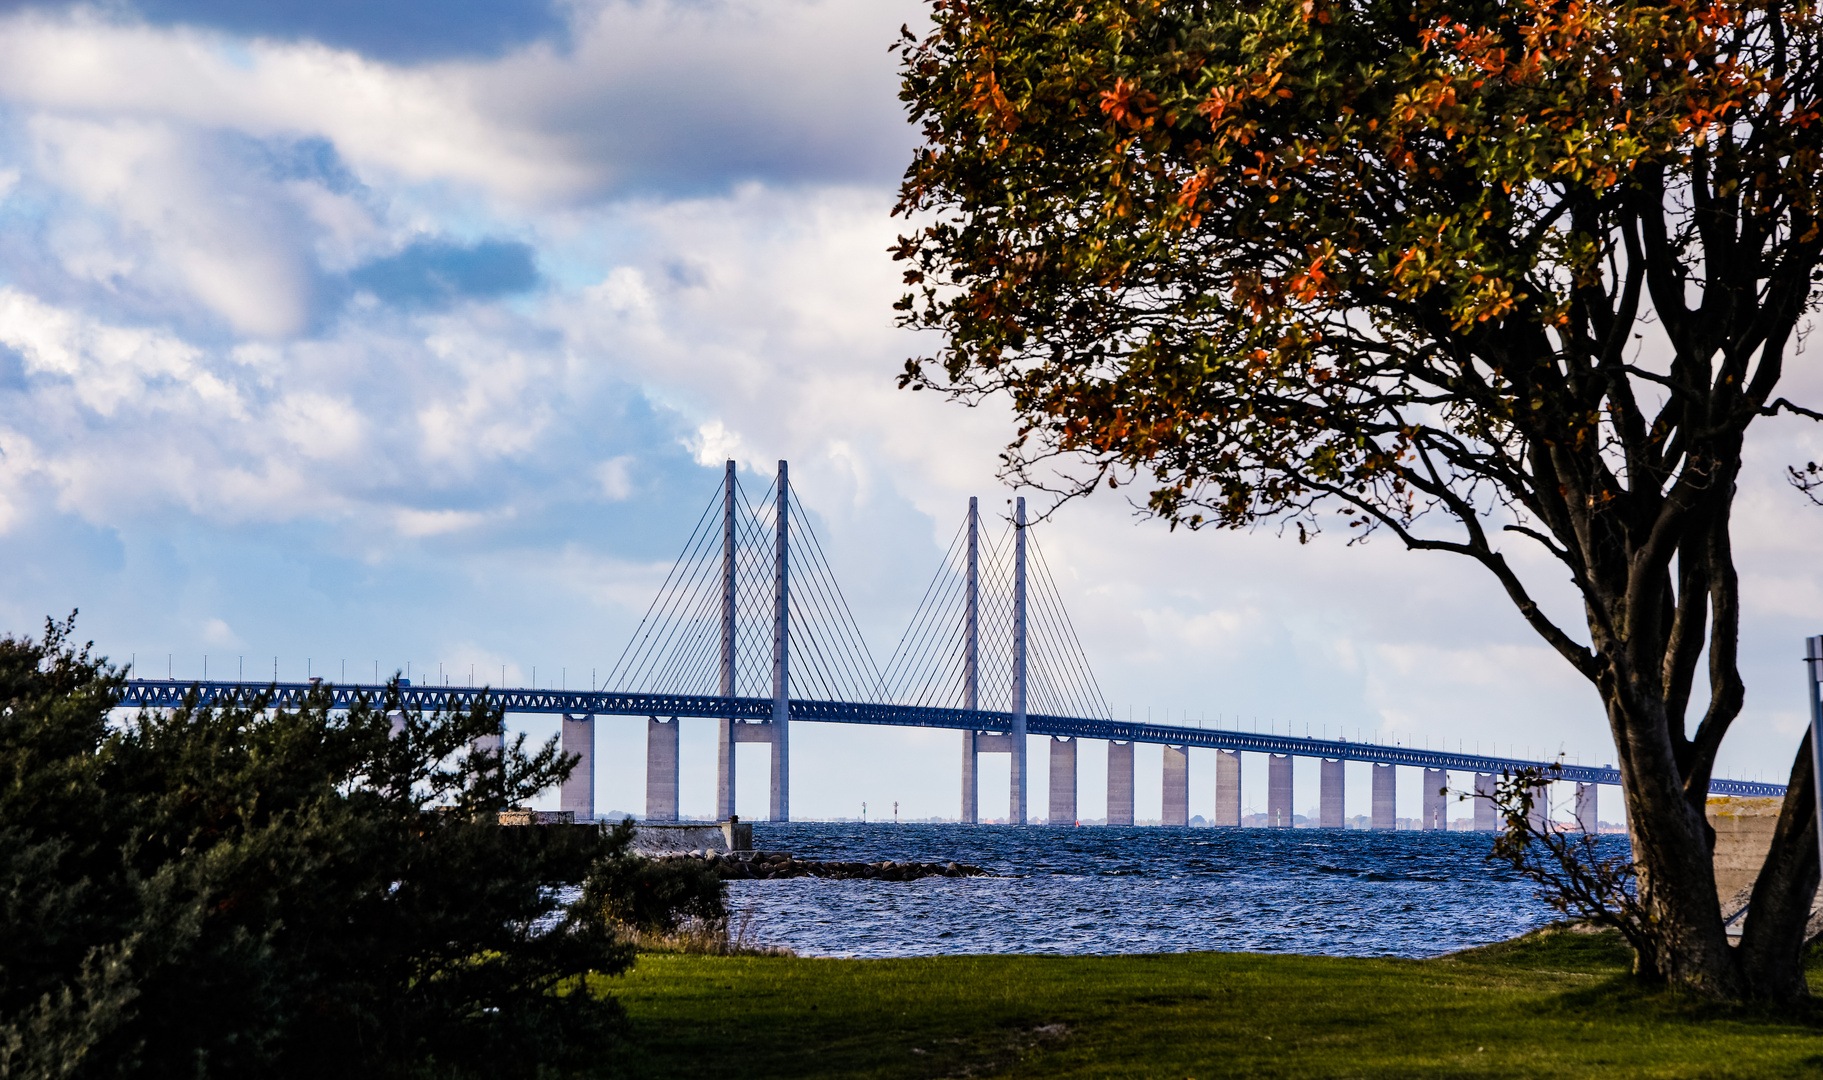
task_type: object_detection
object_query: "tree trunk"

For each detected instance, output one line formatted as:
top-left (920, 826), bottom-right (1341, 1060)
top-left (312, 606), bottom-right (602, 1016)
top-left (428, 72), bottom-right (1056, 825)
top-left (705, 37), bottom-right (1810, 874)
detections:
top-left (1607, 679), bottom-right (1744, 994)
top-left (1736, 731), bottom-right (1820, 999)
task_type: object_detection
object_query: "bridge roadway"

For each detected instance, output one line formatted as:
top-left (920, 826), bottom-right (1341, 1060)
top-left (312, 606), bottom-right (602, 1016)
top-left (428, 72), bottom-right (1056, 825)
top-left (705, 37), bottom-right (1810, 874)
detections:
top-left (115, 679), bottom-right (1787, 799)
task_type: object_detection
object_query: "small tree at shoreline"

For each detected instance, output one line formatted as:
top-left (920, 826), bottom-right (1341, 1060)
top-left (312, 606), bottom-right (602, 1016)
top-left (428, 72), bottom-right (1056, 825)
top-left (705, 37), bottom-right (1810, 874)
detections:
top-left (895, 0), bottom-right (1823, 998)
top-left (1482, 767), bottom-right (1663, 969)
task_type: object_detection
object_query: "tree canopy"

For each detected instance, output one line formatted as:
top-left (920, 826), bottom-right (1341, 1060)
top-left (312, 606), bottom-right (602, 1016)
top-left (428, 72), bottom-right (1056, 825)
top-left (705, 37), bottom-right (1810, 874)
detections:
top-left (896, 0), bottom-right (1823, 998)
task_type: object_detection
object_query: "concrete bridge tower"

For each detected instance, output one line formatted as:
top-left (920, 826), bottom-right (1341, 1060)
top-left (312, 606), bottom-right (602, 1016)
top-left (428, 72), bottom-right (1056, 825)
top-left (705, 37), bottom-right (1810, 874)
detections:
top-left (1006, 497), bottom-right (1028, 824)
top-left (771, 460), bottom-right (790, 821)
top-left (717, 459), bottom-right (738, 820)
top-left (961, 497), bottom-right (980, 823)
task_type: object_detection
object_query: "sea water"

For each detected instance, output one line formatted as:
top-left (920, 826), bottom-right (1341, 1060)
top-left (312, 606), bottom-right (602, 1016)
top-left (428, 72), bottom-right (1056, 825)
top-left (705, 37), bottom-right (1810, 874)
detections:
top-left (723, 823), bottom-right (1626, 959)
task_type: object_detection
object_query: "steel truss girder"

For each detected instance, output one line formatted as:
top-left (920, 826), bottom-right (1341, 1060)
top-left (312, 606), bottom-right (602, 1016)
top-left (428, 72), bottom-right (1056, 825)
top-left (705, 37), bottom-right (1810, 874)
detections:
top-left (113, 679), bottom-right (1787, 797)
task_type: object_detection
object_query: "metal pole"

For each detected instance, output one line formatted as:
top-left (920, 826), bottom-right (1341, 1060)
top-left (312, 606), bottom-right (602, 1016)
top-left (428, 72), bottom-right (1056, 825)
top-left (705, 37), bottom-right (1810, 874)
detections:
top-left (718, 459), bottom-right (737, 820)
top-left (963, 496), bottom-right (979, 824)
top-left (1012, 496), bottom-right (1027, 826)
top-left (771, 460), bottom-right (790, 822)
top-left (1807, 636), bottom-right (1823, 875)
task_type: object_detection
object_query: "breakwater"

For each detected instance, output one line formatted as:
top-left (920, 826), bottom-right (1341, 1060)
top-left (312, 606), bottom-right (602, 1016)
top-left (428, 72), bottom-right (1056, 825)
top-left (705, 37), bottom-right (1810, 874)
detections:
top-left (662, 849), bottom-right (988, 881)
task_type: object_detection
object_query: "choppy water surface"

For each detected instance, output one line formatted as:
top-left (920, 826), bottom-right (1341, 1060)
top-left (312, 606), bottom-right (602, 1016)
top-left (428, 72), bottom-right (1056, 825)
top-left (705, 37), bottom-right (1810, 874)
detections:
top-left (724, 824), bottom-right (1622, 959)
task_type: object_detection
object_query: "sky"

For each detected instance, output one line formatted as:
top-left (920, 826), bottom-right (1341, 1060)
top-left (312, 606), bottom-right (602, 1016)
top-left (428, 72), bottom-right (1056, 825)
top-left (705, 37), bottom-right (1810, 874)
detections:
top-left (2, 0), bottom-right (1822, 827)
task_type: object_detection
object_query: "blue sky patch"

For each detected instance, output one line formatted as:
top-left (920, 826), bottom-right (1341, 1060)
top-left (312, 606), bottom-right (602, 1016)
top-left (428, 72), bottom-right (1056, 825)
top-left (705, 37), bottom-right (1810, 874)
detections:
top-left (35, 0), bottom-right (573, 63)
top-left (347, 238), bottom-right (540, 310)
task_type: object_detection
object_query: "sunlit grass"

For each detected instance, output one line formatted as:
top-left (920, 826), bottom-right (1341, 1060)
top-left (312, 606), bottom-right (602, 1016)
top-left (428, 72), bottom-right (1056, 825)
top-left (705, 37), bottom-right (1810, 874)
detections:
top-left (601, 926), bottom-right (1823, 1079)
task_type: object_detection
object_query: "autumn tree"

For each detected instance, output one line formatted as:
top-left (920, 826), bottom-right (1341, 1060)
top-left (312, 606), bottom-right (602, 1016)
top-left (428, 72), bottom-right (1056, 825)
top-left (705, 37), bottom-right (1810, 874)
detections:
top-left (895, 0), bottom-right (1823, 998)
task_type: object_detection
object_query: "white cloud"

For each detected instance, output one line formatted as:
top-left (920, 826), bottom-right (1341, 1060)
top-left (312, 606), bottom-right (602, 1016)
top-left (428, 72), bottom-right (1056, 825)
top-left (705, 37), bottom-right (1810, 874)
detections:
top-left (688, 420), bottom-right (743, 469)
top-left (393, 507), bottom-right (493, 537)
top-left (595, 455), bottom-right (634, 500)
top-left (29, 116), bottom-right (320, 336)
top-left (201, 617), bottom-right (242, 647)
top-left (0, 287), bottom-right (252, 455)
top-left (0, 1), bottom-right (918, 208)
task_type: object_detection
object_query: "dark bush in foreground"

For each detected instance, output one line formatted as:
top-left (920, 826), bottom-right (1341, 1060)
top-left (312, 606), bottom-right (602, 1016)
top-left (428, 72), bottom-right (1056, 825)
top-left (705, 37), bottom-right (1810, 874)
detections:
top-left (581, 827), bottom-right (728, 935)
top-left (0, 616), bottom-right (645, 1078)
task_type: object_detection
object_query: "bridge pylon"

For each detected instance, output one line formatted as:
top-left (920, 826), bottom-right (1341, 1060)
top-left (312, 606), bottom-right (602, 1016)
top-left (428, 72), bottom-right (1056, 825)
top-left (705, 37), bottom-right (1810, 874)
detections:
top-left (602, 458), bottom-right (880, 823)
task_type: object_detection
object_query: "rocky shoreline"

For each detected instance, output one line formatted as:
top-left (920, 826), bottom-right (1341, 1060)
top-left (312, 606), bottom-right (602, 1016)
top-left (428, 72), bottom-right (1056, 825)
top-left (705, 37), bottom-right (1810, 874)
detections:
top-left (660, 849), bottom-right (989, 881)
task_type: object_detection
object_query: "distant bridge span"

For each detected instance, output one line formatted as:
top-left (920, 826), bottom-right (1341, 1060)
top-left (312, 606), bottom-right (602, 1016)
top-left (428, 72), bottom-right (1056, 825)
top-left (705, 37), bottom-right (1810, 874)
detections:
top-left (112, 459), bottom-right (1794, 827)
top-left (115, 680), bottom-right (1789, 805)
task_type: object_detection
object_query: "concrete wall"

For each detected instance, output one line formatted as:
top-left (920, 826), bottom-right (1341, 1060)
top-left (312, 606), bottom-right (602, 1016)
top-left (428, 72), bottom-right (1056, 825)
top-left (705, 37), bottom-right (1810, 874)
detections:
top-left (1709, 796), bottom-right (1784, 902)
top-left (560, 713), bottom-right (595, 822)
top-left (1049, 737), bottom-right (1077, 824)
top-left (1422, 768), bottom-right (1447, 830)
top-left (632, 821), bottom-right (751, 855)
top-left (1319, 758), bottom-right (1344, 829)
top-left (646, 717), bottom-right (679, 822)
top-left (1215, 750), bottom-right (1241, 827)
top-left (1474, 772), bottom-right (1497, 831)
top-left (1371, 764), bottom-right (1396, 830)
top-left (1267, 753), bottom-right (1293, 828)
top-left (1162, 745), bottom-right (1189, 826)
top-left (1107, 741), bottom-right (1135, 825)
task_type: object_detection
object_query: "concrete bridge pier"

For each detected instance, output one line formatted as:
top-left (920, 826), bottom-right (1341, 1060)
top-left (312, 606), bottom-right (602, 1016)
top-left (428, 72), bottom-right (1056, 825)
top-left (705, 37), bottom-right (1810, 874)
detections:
top-left (1574, 782), bottom-right (1597, 834)
top-left (717, 717), bottom-right (736, 820)
top-left (1371, 764), bottom-right (1397, 830)
top-left (1049, 737), bottom-right (1077, 824)
top-left (1215, 750), bottom-right (1241, 826)
top-left (1163, 745), bottom-right (1189, 826)
top-left (961, 731), bottom-right (979, 824)
top-left (1473, 772), bottom-right (1498, 831)
top-left (726, 720), bottom-right (780, 820)
top-left (1527, 781), bottom-right (1551, 833)
top-left (1267, 753), bottom-right (1293, 828)
top-left (1422, 768), bottom-right (1448, 830)
top-left (560, 713), bottom-right (595, 821)
top-left (1107, 741), bottom-right (1134, 825)
top-left (472, 721), bottom-right (504, 784)
top-left (646, 716), bottom-right (679, 821)
top-left (971, 731), bottom-right (1014, 821)
top-left (1319, 758), bottom-right (1344, 828)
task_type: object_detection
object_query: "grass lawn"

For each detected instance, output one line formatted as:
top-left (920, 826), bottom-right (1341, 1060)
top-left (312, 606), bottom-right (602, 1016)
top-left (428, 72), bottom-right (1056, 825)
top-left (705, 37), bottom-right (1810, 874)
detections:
top-left (600, 928), bottom-right (1823, 1078)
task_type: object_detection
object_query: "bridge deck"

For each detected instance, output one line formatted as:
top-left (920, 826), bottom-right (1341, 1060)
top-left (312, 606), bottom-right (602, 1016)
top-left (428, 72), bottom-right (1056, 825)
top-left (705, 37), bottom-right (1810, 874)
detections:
top-left (113, 680), bottom-right (1787, 798)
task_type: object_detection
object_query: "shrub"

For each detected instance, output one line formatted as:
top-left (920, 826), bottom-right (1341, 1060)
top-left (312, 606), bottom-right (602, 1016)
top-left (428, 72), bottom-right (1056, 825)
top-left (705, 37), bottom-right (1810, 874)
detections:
top-left (0, 616), bottom-right (633, 1078)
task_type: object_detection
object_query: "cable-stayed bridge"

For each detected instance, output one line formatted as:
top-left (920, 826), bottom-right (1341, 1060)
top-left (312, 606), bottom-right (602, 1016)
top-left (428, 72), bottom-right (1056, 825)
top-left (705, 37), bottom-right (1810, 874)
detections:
top-left (117, 461), bottom-right (1787, 827)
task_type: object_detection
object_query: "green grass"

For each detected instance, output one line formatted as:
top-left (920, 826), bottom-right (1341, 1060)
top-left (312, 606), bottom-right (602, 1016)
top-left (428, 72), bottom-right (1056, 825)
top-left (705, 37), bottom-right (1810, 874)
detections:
top-left (599, 928), bottom-right (1823, 1078)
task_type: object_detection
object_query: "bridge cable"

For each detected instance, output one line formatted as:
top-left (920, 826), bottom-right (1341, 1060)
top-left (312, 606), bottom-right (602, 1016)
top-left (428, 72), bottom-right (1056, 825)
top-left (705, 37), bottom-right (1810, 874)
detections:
top-left (886, 539), bottom-right (969, 707)
top-left (878, 518), bottom-right (967, 703)
top-left (600, 482), bottom-right (726, 691)
top-left (786, 486), bottom-right (885, 700)
top-left (1028, 532), bottom-right (1112, 718)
